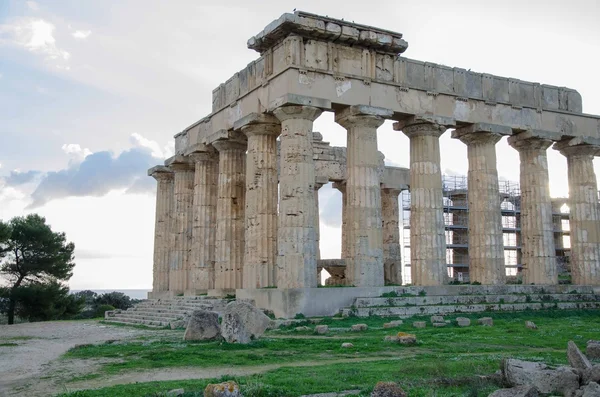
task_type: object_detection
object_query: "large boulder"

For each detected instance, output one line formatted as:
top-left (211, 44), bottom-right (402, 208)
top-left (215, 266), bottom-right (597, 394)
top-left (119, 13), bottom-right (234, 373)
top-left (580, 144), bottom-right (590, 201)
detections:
top-left (586, 340), bottom-right (600, 360)
top-left (582, 365), bottom-right (600, 384)
top-left (204, 381), bottom-right (241, 397)
top-left (370, 381), bottom-right (406, 397)
top-left (579, 382), bottom-right (600, 397)
top-left (502, 359), bottom-right (579, 395)
top-left (220, 301), bottom-right (271, 344)
top-left (488, 385), bottom-right (539, 397)
top-left (183, 310), bottom-right (221, 341)
top-left (568, 341), bottom-right (593, 370)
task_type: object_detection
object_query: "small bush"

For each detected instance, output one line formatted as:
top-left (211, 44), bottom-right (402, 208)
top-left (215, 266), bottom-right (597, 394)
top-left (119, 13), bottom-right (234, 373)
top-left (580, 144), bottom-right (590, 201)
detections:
top-left (94, 304), bottom-right (115, 318)
top-left (381, 291), bottom-right (398, 298)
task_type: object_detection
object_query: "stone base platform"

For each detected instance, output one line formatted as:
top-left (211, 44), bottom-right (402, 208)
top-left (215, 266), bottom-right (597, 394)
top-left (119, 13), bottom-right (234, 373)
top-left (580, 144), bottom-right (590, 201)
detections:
top-left (237, 285), bottom-right (600, 319)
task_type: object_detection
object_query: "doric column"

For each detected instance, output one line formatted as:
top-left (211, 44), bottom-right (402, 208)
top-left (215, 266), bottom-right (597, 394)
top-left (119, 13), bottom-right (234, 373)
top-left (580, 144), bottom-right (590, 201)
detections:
top-left (273, 105), bottom-right (322, 289)
top-left (555, 140), bottom-right (600, 285)
top-left (333, 181), bottom-right (348, 260)
top-left (235, 114), bottom-right (280, 289)
top-left (166, 155), bottom-right (195, 294)
top-left (393, 115), bottom-right (453, 286)
top-left (508, 133), bottom-right (557, 284)
top-left (314, 177), bottom-right (328, 261)
top-left (149, 166), bottom-right (174, 295)
top-left (335, 105), bottom-right (391, 287)
top-left (187, 146), bottom-right (219, 293)
top-left (381, 187), bottom-right (402, 285)
top-left (213, 139), bottom-right (247, 291)
top-left (453, 123), bottom-right (509, 285)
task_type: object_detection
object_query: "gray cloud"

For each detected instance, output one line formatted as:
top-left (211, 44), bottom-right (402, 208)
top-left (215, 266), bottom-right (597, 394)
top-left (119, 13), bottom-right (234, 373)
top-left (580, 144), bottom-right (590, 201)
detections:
top-left (319, 185), bottom-right (342, 228)
top-left (4, 170), bottom-right (43, 186)
top-left (27, 147), bottom-right (158, 208)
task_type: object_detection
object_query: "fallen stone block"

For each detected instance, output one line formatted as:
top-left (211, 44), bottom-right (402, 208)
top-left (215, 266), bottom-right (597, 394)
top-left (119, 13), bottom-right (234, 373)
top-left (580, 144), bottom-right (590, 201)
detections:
top-left (342, 342), bottom-right (354, 348)
top-left (502, 359), bottom-right (579, 395)
top-left (351, 324), bottom-right (368, 332)
top-left (220, 301), bottom-right (271, 344)
top-left (478, 317), bottom-right (493, 326)
top-left (315, 325), bottom-right (329, 334)
top-left (488, 384), bottom-right (539, 397)
top-left (579, 381), bottom-right (600, 397)
top-left (370, 381), bottom-right (407, 397)
top-left (384, 335), bottom-right (399, 342)
top-left (456, 317), bottom-right (471, 327)
top-left (295, 326), bottom-right (311, 332)
top-left (413, 321), bottom-right (426, 328)
top-left (582, 365), bottom-right (600, 384)
top-left (430, 315), bottom-right (444, 323)
top-left (525, 321), bottom-right (537, 330)
top-left (587, 340), bottom-right (600, 359)
top-left (432, 322), bottom-right (446, 328)
top-left (184, 310), bottom-right (222, 341)
top-left (383, 320), bottom-right (403, 329)
top-left (397, 332), bottom-right (416, 345)
top-left (568, 340), bottom-right (593, 370)
top-left (204, 381), bottom-right (241, 397)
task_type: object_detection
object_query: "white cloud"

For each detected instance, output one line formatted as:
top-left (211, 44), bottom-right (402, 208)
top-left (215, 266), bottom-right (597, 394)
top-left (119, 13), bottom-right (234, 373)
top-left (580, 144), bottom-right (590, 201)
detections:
top-left (61, 143), bottom-right (92, 163)
top-left (130, 133), bottom-right (173, 159)
top-left (72, 30), bottom-right (91, 40)
top-left (0, 18), bottom-right (70, 64)
top-left (26, 1), bottom-right (40, 11)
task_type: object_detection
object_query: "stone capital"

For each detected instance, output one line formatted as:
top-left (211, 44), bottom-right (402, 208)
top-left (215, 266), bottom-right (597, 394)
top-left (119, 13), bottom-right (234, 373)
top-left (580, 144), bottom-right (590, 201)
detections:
top-left (554, 137), bottom-right (600, 157)
top-left (212, 139), bottom-right (247, 153)
top-left (393, 114), bottom-right (454, 139)
top-left (452, 123), bottom-right (511, 145)
top-left (148, 165), bottom-right (173, 180)
top-left (233, 113), bottom-right (281, 138)
top-left (165, 155), bottom-right (195, 172)
top-left (381, 186), bottom-right (403, 196)
top-left (273, 105), bottom-right (323, 123)
top-left (507, 134), bottom-right (553, 151)
top-left (268, 94), bottom-right (331, 113)
top-left (205, 129), bottom-right (247, 146)
top-left (315, 176), bottom-right (329, 190)
top-left (335, 105), bottom-right (393, 129)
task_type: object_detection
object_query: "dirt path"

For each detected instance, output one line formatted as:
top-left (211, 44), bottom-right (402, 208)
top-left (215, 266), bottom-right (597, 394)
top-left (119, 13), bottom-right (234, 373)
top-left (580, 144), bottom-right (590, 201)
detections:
top-left (0, 320), bottom-right (171, 396)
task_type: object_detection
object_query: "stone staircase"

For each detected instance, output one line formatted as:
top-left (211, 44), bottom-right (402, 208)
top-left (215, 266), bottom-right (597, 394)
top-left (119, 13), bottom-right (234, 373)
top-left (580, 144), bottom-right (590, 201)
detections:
top-left (341, 285), bottom-right (600, 318)
top-left (104, 296), bottom-right (230, 328)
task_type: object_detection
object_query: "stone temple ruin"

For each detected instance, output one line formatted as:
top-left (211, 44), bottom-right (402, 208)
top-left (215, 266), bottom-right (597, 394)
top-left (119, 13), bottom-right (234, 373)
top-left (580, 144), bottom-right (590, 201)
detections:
top-left (146, 11), bottom-right (600, 318)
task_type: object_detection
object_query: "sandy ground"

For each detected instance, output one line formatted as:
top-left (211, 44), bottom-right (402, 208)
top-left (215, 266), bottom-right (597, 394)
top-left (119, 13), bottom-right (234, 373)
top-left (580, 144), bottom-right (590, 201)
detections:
top-left (0, 320), bottom-right (163, 396)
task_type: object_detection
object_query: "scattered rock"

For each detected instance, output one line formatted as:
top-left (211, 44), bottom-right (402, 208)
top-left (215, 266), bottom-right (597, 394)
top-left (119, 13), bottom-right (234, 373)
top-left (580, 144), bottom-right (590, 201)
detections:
top-left (342, 342), bottom-right (354, 348)
top-left (300, 390), bottom-right (362, 397)
top-left (587, 340), bottom-right (600, 359)
top-left (413, 321), bottom-right (426, 328)
top-left (384, 335), bottom-right (399, 342)
top-left (351, 324), bottom-right (368, 332)
top-left (309, 318), bottom-right (323, 324)
top-left (456, 317), bottom-right (471, 327)
top-left (502, 359), bottom-right (579, 395)
top-left (315, 325), bottom-right (329, 334)
top-left (582, 365), bottom-right (600, 384)
top-left (568, 340), bottom-right (593, 370)
top-left (478, 317), bottom-right (493, 326)
top-left (220, 301), bottom-right (271, 344)
top-left (488, 385), bottom-right (539, 397)
top-left (166, 389), bottom-right (185, 397)
top-left (204, 381), bottom-right (241, 397)
top-left (432, 322), bottom-right (446, 328)
top-left (430, 315), bottom-right (444, 323)
top-left (525, 321), bottom-right (537, 330)
top-left (397, 333), bottom-right (417, 345)
top-left (383, 320), bottom-right (403, 328)
top-left (183, 310), bottom-right (221, 341)
top-left (580, 382), bottom-right (600, 397)
top-left (295, 326), bottom-right (311, 332)
top-left (370, 381), bottom-right (407, 397)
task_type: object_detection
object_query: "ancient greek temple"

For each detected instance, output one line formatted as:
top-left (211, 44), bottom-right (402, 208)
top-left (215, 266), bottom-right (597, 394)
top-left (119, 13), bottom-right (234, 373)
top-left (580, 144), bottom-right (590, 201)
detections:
top-left (148, 11), bottom-right (600, 316)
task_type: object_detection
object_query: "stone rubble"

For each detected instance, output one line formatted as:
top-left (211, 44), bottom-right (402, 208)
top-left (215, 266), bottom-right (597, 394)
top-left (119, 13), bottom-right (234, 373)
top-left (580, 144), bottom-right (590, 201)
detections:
top-left (220, 301), bottom-right (271, 344)
top-left (183, 310), bottom-right (221, 341)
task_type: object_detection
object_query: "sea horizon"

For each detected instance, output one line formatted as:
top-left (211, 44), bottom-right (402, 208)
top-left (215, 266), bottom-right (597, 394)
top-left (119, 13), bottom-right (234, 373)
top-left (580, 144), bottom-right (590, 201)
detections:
top-left (71, 289), bottom-right (151, 300)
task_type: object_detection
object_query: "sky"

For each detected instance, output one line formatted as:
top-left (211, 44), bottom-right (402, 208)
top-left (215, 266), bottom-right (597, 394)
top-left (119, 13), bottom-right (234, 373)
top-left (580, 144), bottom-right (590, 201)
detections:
top-left (0, 0), bottom-right (599, 289)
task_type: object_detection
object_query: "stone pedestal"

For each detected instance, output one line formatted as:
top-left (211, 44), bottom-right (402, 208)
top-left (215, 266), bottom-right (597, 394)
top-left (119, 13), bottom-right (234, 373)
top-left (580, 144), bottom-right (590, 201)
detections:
top-left (149, 166), bottom-right (174, 295)
top-left (335, 105), bottom-right (391, 287)
top-left (188, 149), bottom-right (219, 293)
top-left (167, 156), bottom-right (195, 294)
top-left (508, 135), bottom-right (557, 285)
top-left (453, 124), bottom-right (508, 285)
top-left (213, 140), bottom-right (247, 291)
top-left (382, 187), bottom-right (402, 285)
top-left (555, 142), bottom-right (600, 285)
top-left (273, 105), bottom-right (322, 289)
top-left (239, 115), bottom-right (280, 289)
top-left (394, 116), bottom-right (452, 286)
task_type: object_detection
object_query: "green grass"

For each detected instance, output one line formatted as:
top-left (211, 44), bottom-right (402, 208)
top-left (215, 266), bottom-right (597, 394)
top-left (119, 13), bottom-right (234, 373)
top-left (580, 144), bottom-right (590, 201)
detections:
top-left (56, 310), bottom-right (600, 397)
top-left (0, 342), bottom-right (19, 347)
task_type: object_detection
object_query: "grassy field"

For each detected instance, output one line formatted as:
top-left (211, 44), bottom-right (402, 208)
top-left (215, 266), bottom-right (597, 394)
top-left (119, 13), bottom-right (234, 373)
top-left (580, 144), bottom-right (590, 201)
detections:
top-left (57, 309), bottom-right (600, 397)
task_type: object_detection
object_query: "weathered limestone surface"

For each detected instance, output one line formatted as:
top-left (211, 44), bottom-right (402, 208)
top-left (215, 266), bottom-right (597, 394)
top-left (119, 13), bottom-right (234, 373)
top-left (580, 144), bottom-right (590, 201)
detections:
top-left (555, 139), bottom-right (600, 285)
top-left (237, 114), bottom-right (280, 289)
top-left (274, 105), bottom-right (322, 289)
top-left (508, 132), bottom-right (557, 285)
top-left (394, 116), bottom-right (452, 286)
top-left (213, 140), bottom-right (247, 291)
top-left (382, 187), bottom-right (402, 285)
top-left (453, 124), bottom-right (508, 285)
top-left (150, 166), bottom-right (174, 294)
top-left (187, 148), bottom-right (219, 292)
top-left (167, 156), bottom-right (195, 294)
top-left (336, 105), bottom-right (391, 287)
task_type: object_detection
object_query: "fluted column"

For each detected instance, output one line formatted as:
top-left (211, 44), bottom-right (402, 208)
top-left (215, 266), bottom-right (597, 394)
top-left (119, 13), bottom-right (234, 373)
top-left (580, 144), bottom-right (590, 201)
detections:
top-left (150, 166), bottom-right (174, 295)
top-left (167, 156), bottom-right (195, 294)
top-left (382, 187), bottom-right (402, 285)
top-left (335, 106), bottom-right (390, 287)
top-left (555, 141), bottom-right (600, 285)
top-left (453, 125), bottom-right (507, 285)
top-left (508, 134), bottom-right (557, 284)
top-left (213, 140), bottom-right (247, 291)
top-left (188, 148), bottom-right (218, 293)
top-left (238, 115), bottom-right (280, 289)
top-left (273, 105), bottom-right (322, 289)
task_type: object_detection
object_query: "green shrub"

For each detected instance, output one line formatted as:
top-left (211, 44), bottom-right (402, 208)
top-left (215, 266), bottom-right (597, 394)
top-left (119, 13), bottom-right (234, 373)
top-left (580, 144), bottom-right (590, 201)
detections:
top-left (94, 304), bottom-right (115, 318)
